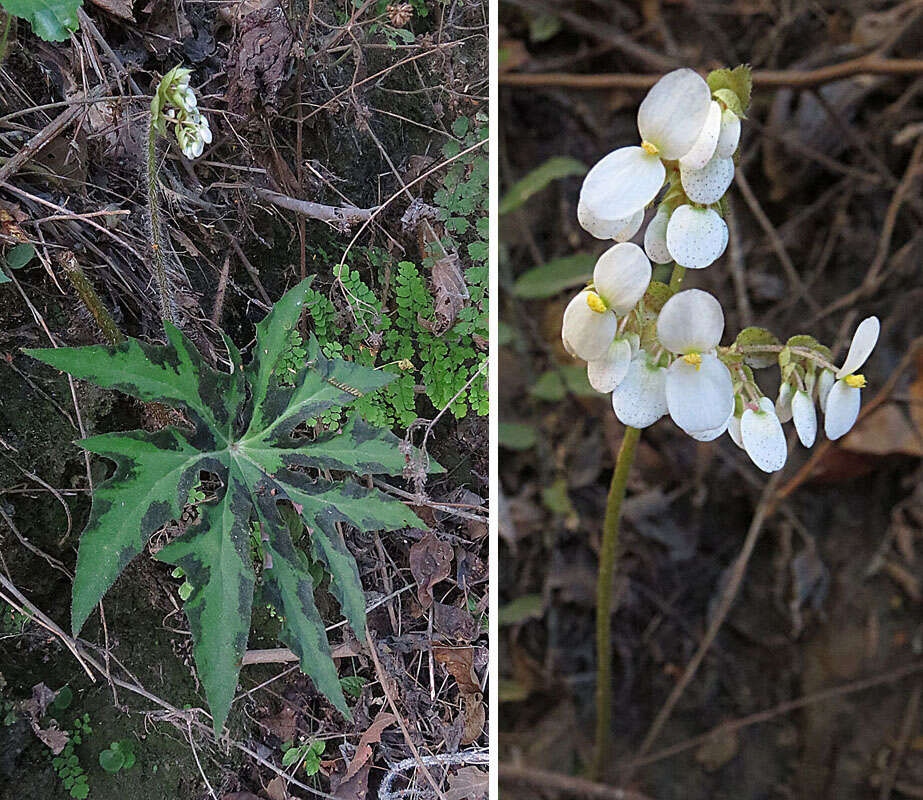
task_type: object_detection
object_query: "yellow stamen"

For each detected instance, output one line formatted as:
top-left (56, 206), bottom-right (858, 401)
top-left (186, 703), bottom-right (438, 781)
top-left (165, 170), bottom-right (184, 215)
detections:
top-left (844, 373), bottom-right (866, 388)
top-left (682, 352), bottom-right (702, 370)
top-left (585, 292), bottom-right (607, 314)
top-left (641, 140), bottom-right (659, 156)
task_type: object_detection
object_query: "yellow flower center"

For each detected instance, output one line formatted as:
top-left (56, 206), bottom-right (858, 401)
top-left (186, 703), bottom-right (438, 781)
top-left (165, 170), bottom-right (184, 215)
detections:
top-left (641, 140), bottom-right (659, 156)
top-left (585, 292), bottom-right (607, 314)
top-left (682, 352), bottom-right (702, 370)
top-left (844, 373), bottom-right (866, 388)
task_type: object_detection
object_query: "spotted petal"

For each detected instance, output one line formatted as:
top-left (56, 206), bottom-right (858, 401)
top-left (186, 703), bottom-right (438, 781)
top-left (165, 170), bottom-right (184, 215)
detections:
top-left (611, 356), bottom-right (668, 429)
top-left (579, 147), bottom-right (665, 226)
top-left (657, 289), bottom-right (724, 355)
top-left (728, 415), bottom-right (744, 448)
top-left (637, 68), bottom-right (712, 160)
top-left (593, 242), bottom-right (651, 315)
top-left (678, 101), bottom-right (722, 170)
top-left (835, 316), bottom-right (880, 380)
top-left (578, 203), bottom-right (644, 242)
top-left (587, 338), bottom-right (633, 394)
top-left (680, 156), bottom-right (735, 205)
top-left (715, 108), bottom-right (741, 158)
top-left (824, 379), bottom-right (861, 440)
top-left (775, 382), bottom-right (793, 424)
top-left (817, 369), bottom-right (835, 413)
top-left (665, 205), bottom-right (728, 269)
top-left (688, 413), bottom-right (731, 442)
top-left (740, 397), bottom-right (787, 472)
top-left (644, 206), bottom-right (672, 264)
top-left (792, 389), bottom-right (817, 447)
top-left (665, 353), bottom-right (734, 433)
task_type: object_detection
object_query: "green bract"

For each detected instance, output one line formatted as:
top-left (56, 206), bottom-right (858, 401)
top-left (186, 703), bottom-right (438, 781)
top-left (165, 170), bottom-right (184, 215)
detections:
top-left (26, 278), bottom-right (435, 734)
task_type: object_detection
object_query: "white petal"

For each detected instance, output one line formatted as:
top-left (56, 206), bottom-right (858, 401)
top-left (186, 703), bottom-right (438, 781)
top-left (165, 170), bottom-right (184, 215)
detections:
top-left (715, 108), bottom-right (741, 158)
top-left (587, 338), bottom-right (632, 393)
top-left (200, 121), bottom-right (212, 144)
top-left (656, 289), bottom-right (724, 354)
top-left (775, 382), bottom-right (794, 423)
top-left (835, 316), bottom-right (880, 379)
top-left (688, 413), bottom-right (731, 442)
top-left (626, 332), bottom-right (641, 357)
top-left (678, 101), bottom-right (722, 170)
top-left (561, 290), bottom-right (618, 361)
top-left (643, 206), bottom-right (672, 264)
top-left (817, 369), bottom-right (835, 413)
top-left (578, 201), bottom-right (634, 241)
top-left (665, 353), bottom-right (734, 433)
top-left (665, 205), bottom-right (728, 269)
top-left (579, 147), bottom-right (666, 226)
top-left (593, 242), bottom-right (651, 315)
top-left (611, 356), bottom-right (668, 429)
top-left (792, 389), bottom-right (817, 447)
top-left (741, 397), bottom-right (787, 472)
top-left (824, 379), bottom-right (861, 440)
top-left (680, 156), bottom-right (735, 205)
top-left (637, 68), bottom-right (712, 160)
top-left (728, 415), bottom-right (744, 448)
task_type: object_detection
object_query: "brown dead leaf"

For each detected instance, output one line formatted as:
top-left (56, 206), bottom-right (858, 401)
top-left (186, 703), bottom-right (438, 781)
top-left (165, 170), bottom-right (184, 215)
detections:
top-left (332, 761), bottom-right (370, 800)
top-left (456, 549), bottom-right (487, 590)
top-left (342, 710), bottom-right (397, 783)
top-left (433, 646), bottom-right (479, 694)
top-left (89, 0), bottom-right (135, 20)
top-left (226, 6), bottom-right (294, 117)
top-left (409, 533), bottom-right (453, 609)
top-left (843, 403), bottom-right (923, 457)
top-left (264, 776), bottom-right (290, 800)
top-left (433, 601), bottom-right (478, 641)
top-left (261, 707), bottom-right (296, 741)
top-left (461, 691), bottom-right (485, 745)
top-left (429, 253), bottom-right (469, 332)
top-left (445, 766), bottom-right (488, 800)
top-left (35, 724), bottom-right (69, 754)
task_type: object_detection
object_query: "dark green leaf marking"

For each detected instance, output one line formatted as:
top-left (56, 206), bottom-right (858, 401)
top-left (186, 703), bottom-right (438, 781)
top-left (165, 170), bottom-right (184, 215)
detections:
top-left (26, 278), bottom-right (436, 735)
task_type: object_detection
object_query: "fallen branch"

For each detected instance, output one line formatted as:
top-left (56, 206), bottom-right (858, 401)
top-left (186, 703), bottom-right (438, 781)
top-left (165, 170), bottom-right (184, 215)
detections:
top-left (255, 188), bottom-right (378, 225)
top-left (499, 764), bottom-right (657, 800)
top-left (500, 57), bottom-right (923, 90)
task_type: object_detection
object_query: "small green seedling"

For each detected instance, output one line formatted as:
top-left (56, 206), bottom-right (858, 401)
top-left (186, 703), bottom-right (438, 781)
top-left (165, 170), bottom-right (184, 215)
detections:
top-left (339, 675), bottom-right (366, 699)
top-left (281, 739), bottom-right (325, 775)
top-left (0, 242), bottom-right (35, 284)
top-left (98, 739), bottom-right (136, 773)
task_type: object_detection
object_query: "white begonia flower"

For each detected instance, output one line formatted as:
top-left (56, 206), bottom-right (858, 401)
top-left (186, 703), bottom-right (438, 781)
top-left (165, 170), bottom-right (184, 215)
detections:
top-left (644, 206), bottom-right (672, 264)
top-left (578, 147), bottom-right (665, 235)
top-left (740, 397), bottom-right (787, 472)
top-left (775, 381), bottom-right (794, 423)
top-left (593, 242), bottom-right (652, 315)
top-left (715, 108), bottom-right (741, 159)
top-left (665, 205), bottom-right (728, 269)
top-left (679, 101), bottom-right (722, 171)
top-left (689, 417), bottom-right (730, 442)
top-left (680, 155), bottom-right (735, 205)
top-left (816, 368), bottom-right (835, 413)
top-left (578, 201), bottom-right (644, 242)
top-left (561, 289), bottom-right (618, 361)
top-left (611, 354), bottom-right (668, 428)
top-left (791, 389), bottom-right (817, 447)
top-left (824, 316), bottom-right (880, 440)
top-left (637, 68), bottom-right (713, 160)
top-left (657, 289), bottom-right (734, 433)
top-left (588, 338), bottom-right (632, 393)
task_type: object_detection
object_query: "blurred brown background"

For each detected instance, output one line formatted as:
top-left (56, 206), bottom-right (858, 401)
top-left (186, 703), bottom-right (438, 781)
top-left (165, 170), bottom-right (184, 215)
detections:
top-left (497, 2), bottom-right (923, 798)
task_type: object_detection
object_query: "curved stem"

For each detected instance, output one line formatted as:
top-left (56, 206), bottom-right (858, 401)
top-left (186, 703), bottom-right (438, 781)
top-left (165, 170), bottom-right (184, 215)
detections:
top-left (591, 424), bottom-right (641, 780)
top-left (146, 114), bottom-right (176, 324)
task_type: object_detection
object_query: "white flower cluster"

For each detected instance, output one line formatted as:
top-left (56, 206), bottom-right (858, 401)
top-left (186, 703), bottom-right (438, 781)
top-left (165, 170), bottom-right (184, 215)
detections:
top-left (151, 66), bottom-right (212, 160)
top-left (561, 68), bottom-right (880, 473)
top-left (578, 68), bottom-right (740, 269)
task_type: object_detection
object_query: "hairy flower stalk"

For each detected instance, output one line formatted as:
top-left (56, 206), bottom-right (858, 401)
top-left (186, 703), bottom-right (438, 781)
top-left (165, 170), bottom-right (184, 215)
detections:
top-left (564, 65), bottom-right (879, 777)
top-left (146, 65), bottom-right (212, 324)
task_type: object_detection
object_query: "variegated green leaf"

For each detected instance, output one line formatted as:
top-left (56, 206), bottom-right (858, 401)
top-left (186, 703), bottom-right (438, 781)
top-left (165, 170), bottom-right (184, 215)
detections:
top-left (155, 479), bottom-right (255, 734)
top-left (25, 278), bottom-right (436, 735)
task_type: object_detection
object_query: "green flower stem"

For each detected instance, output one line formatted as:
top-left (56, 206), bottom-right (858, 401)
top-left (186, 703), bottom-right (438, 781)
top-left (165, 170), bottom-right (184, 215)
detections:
top-left (591, 423), bottom-right (641, 780)
top-left (146, 113), bottom-right (176, 324)
top-left (60, 254), bottom-right (125, 346)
